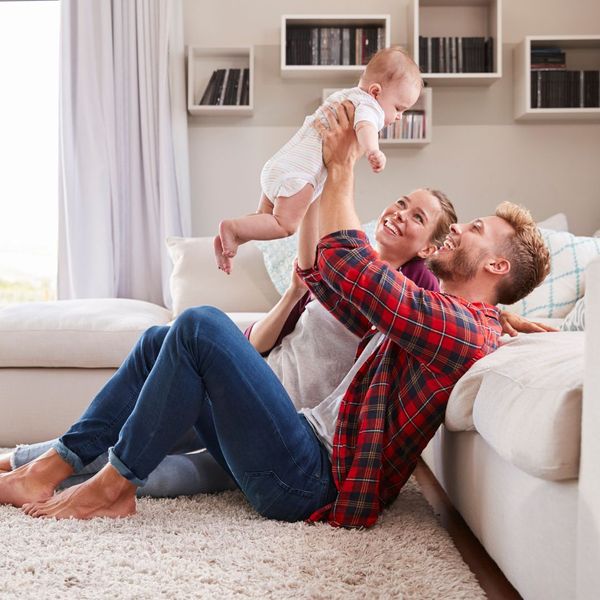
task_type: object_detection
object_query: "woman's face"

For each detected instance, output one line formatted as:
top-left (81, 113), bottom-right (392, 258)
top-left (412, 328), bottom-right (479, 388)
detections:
top-left (374, 189), bottom-right (442, 268)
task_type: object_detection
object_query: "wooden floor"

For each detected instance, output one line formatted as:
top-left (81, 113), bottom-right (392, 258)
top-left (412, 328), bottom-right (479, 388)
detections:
top-left (413, 460), bottom-right (523, 600)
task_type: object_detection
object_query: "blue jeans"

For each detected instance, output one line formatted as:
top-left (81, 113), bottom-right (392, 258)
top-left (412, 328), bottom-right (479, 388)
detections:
top-left (54, 307), bottom-right (336, 522)
top-left (12, 440), bottom-right (236, 497)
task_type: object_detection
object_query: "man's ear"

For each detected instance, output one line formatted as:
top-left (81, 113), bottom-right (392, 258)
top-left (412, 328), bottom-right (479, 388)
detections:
top-left (368, 83), bottom-right (382, 98)
top-left (416, 243), bottom-right (437, 259)
top-left (485, 258), bottom-right (511, 275)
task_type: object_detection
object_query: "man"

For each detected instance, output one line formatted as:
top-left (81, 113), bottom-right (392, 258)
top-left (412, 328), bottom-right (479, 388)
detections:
top-left (0, 102), bottom-right (550, 528)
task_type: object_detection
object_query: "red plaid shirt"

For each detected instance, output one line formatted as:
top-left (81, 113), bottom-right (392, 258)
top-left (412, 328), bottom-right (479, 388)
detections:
top-left (298, 230), bottom-right (501, 528)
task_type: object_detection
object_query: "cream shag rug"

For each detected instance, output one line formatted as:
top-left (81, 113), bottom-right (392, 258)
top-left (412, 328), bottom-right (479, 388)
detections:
top-left (0, 475), bottom-right (485, 599)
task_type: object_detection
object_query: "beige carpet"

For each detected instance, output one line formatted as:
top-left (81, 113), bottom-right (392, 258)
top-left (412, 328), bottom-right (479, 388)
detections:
top-left (0, 474), bottom-right (486, 599)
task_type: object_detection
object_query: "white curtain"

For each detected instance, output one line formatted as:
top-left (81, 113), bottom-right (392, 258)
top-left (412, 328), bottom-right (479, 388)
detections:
top-left (57, 0), bottom-right (191, 307)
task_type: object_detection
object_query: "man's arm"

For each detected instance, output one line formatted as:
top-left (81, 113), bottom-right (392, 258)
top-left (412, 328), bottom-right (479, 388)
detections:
top-left (313, 102), bottom-right (362, 238)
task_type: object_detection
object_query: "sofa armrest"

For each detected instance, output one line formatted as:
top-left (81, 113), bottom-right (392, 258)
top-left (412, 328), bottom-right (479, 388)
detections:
top-left (577, 256), bottom-right (600, 597)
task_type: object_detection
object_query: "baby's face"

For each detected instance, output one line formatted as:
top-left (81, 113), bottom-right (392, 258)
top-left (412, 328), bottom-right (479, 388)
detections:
top-left (376, 79), bottom-right (422, 126)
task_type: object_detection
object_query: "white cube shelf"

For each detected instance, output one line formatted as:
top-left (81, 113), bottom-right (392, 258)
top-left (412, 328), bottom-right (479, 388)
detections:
top-left (281, 14), bottom-right (390, 79)
top-left (409, 0), bottom-right (502, 86)
top-left (514, 35), bottom-right (600, 121)
top-left (320, 87), bottom-right (432, 147)
top-left (187, 46), bottom-right (254, 116)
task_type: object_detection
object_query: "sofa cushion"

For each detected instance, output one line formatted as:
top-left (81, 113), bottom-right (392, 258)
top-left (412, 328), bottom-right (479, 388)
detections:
top-left (167, 237), bottom-right (280, 317)
top-left (445, 332), bottom-right (583, 481)
top-left (0, 299), bottom-right (172, 368)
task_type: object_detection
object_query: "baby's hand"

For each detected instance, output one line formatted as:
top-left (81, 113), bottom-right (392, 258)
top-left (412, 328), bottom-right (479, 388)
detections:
top-left (367, 149), bottom-right (386, 173)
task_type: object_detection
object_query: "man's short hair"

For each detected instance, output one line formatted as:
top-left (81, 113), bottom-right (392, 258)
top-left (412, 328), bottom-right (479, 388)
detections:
top-left (494, 201), bottom-right (551, 305)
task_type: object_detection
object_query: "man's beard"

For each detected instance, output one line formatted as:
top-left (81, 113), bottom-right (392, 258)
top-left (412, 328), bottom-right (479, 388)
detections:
top-left (427, 247), bottom-right (487, 284)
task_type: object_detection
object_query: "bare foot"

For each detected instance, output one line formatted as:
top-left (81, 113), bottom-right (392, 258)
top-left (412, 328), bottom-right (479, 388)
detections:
top-left (0, 449), bottom-right (73, 508)
top-left (218, 220), bottom-right (240, 259)
top-left (0, 451), bottom-right (12, 472)
top-left (23, 463), bottom-right (137, 520)
top-left (213, 235), bottom-right (232, 274)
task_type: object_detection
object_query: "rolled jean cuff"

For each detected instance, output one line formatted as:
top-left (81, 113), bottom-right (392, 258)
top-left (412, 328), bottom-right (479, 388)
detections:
top-left (108, 447), bottom-right (146, 487)
top-left (52, 440), bottom-right (85, 472)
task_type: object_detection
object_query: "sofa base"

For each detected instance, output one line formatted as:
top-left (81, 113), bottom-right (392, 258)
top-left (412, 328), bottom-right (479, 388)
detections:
top-left (1, 368), bottom-right (116, 446)
top-left (422, 428), bottom-right (578, 600)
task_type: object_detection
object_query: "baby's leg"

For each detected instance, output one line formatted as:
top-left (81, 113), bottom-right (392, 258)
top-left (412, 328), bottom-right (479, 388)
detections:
top-left (215, 186), bottom-right (313, 273)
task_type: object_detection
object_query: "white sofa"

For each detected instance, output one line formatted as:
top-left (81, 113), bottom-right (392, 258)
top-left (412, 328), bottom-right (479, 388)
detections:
top-left (0, 239), bottom-right (279, 446)
top-left (0, 236), bottom-right (598, 599)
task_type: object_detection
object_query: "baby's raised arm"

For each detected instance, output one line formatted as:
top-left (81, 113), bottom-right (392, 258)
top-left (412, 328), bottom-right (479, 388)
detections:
top-left (355, 121), bottom-right (386, 173)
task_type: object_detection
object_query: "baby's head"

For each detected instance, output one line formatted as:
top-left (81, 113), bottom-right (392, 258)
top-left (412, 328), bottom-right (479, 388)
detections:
top-left (360, 47), bottom-right (423, 126)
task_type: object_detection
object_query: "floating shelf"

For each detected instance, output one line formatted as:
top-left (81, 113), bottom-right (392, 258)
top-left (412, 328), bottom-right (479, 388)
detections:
top-left (187, 46), bottom-right (254, 116)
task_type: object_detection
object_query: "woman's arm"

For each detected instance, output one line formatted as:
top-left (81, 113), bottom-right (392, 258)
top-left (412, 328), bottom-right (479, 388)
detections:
top-left (246, 268), bottom-right (308, 354)
top-left (248, 200), bottom-right (322, 354)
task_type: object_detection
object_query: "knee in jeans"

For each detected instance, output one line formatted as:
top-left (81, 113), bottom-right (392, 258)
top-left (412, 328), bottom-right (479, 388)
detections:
top-left (137, 325), bottom-right (169, 356)
top-left (174, 306), bottom-right (228, 340)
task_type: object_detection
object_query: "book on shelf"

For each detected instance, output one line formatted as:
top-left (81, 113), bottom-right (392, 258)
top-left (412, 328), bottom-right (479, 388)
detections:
top-left (530, 69), bottom-right (600, 108)
top-left (286, 25), bottom-right (385, 66)
top-left (196, 67), bottom-right (250, 107)
top-left (418, 36), bottom-right (494, 73)
top-left (379, 110), bottom-right (426, 140)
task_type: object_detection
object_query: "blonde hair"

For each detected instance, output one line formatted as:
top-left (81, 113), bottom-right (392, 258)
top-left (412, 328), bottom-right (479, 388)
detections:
top-left (425, 188), bottom-right (457, 247)
top-left (494, 201), bottom-right (551, 305)
top-left (361, 46), bottom-right (423, 88)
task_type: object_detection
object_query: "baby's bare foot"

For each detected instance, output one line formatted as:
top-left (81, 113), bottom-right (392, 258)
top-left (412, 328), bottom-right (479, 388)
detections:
top-left (23, 465), bottom-right (136, 520)
top-left (218, 220), bottom-right (240, 259)
top-left (213, 235), bottom-right (233, 274)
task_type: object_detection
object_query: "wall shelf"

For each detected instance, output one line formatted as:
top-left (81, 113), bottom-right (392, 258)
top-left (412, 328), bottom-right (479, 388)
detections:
top-left (409, 0), bottom-right (502, 86)
top-left (321, 86), bottom-right (432, 147)
top-left (187, 46), bottom-right (254, 116)
top-left (514, 35), bottom-right (600, 121)
top-left (281, 14), bottom-right (390, 79)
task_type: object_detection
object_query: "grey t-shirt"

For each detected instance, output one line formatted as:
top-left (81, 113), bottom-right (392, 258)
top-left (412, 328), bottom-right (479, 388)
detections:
top-left (266, 299), bottom-right (359, 410)
top-left (299, 331), bottom-right (385, 455)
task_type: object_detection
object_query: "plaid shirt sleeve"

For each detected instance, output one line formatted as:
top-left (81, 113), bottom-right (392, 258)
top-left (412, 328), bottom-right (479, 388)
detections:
top-left (316, 230), bottom-right (494, 374)
top-left (297, 257), bottom-right (372, 339)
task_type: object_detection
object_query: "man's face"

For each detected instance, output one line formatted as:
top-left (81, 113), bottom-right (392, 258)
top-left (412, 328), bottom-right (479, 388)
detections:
top-left (427, 216), bottom-right (514, 284)
top-left (374, 189), bottom-right (441, 267)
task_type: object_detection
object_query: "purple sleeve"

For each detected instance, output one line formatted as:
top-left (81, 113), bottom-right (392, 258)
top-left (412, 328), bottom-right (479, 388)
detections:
top-left (400, 258), bottom-right (440, 292)
top-left (244, 291), bottom-right (312, 356)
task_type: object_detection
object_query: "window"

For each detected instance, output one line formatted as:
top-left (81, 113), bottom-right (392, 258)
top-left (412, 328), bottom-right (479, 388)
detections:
top-left (0, 1), bottom-right (59, 305)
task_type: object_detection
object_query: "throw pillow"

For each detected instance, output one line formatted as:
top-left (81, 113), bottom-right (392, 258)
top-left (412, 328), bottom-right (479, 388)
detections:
top-left (166, 237), bottom-right (280, 317)
top-left (499, 229), bottom-right (600, 319)
top-left (560, 296), bottom-right (586, 331)
top-left (255, 220), bottom-right (378, 295)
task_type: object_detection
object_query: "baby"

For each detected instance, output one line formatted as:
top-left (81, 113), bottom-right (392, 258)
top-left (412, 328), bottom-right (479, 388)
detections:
top-left (214, 46), bottom-right (423, 273)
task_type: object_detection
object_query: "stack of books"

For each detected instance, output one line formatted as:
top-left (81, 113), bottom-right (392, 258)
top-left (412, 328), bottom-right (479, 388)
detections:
top-left (379, 111), bottom-right (426, 140)
top-left (418, 36), bottom-right (494, 73)
top-left (530, 47), bottom-right (600, 108)
top-left (198, 68), bottom-right (250, 106)
top-left (286, 26), bottom-right (385, 66)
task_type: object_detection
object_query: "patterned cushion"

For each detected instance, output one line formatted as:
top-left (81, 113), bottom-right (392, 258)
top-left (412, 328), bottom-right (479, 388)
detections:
top-left (560, 296), bottom-right (586, 331)
top-left (500, 229), bottom-right (600, 319)
top-left (256, 220), bottom-right (378, 295)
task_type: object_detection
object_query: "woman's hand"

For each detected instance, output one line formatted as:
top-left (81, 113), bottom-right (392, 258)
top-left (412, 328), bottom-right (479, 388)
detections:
top-left (287, 259), bottom-right (307, 298)
top-left (499, 311), bottom-right (559, 337)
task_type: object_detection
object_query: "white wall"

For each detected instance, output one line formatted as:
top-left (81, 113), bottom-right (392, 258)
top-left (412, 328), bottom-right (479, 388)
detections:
top-left (183, 0), bottom-right (600, 236)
